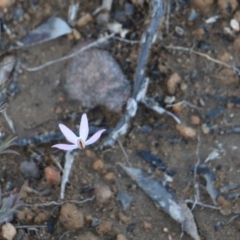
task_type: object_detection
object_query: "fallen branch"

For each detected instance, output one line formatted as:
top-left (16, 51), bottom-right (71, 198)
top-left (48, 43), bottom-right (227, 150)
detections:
top-left (103, 0), bottom-right (180, 147)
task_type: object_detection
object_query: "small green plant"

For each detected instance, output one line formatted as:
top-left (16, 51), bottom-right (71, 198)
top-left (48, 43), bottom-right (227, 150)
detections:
top-left (0, 136), bottom-right (19, 155)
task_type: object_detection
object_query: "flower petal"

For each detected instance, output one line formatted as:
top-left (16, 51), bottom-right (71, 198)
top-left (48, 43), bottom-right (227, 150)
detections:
top-left (59, 124), bottom-right (77, 144)
top-left (52, 144), bottom-right (78, 151)
top-left (85, 129), bottom-right (106, 146)
top-left (80, 113), bottom-right (89, 141)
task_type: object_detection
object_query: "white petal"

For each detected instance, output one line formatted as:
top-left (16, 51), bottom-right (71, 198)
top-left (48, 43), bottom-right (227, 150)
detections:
top-left (85, 129), bottom-right (106, 146)
top-left (59, 124), bottom-right (77, 144)
top-left (52, 143), bottom-right (78, 151)
top-left (80, 113), bottom-right (89, 141)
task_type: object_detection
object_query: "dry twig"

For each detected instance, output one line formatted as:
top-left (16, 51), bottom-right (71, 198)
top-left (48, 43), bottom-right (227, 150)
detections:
top-left (22, 33), bottom-right (115, 72)
top-left (166, 45), bottom-right (240, 75)
top-left (185, 199), bottom-right (219, 210)
top-left (25, 197), bottom-right (95, 207)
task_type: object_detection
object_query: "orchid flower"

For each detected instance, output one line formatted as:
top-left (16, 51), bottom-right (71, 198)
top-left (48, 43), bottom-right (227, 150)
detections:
top-left (52, 113), bottom-right (105, 151)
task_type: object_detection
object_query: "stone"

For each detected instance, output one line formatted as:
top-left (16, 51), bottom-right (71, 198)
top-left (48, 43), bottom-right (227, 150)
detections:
top-left (20, 160), bottom-right (40, 179)
top-left (190, 115), bottom-right (201, 125)
top-left (96, 221), bottom-right (112, 235)
top-left (104, 172), bottom-right (116, 181)
top-left (60, 203), bottom-right (84, 230)
top-left (77, 13), bottom-right (93, 27)
top-left (34, 212), bottom-right (49, 224)
top-left (167, 73), bottom-right (181, 94)
top-left (116, 234), bottom-right (127, 240)
top-left (44, 166), bottom-right (61, 186)
top-left (92, 159), bottom-right (104, 171)
top-left (94, 184), bottom-right (112, 205)
top-left (176, 124), bottom-right (196, 139)
top-left (65, 43), bottom-right (131, 112)
top-left (2, 223), bottom-right (16, 240)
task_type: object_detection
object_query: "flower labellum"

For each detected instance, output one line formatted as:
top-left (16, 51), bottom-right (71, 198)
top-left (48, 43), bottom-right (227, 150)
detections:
top-left (52, 113), bottom-right (105, 151)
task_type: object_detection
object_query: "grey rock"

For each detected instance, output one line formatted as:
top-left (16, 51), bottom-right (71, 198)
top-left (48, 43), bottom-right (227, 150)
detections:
top-left (20, 160), bottom-right (40, 179)
top-left (65, 43), bottom-right (131, 112)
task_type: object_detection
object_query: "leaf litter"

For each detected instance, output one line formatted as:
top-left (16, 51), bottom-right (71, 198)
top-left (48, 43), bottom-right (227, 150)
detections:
top-left (119, 163), bottom-right (200, 240)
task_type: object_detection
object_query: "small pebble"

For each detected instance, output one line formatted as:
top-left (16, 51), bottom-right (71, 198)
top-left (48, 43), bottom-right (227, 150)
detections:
top-left (85, 214), bottom-right (92, 222)
top-left (34, 212), bottom-right (49, 224)
top-left (180, 82), bottom-right (187, 91)
top-left (175, 26), bottom-right (184, 36)
top-left (25, 208), bottom-right (34, 222)
top-left (94, 184), bottom-right (112, 205)
top-left (167, 73), bottom-right (181, 94)
top-left (188, 9), bottom-right (199, 21)
top-left (143, 221), bottom-right (152, 231)
top-left (163, 227), bottom-right (169, 233)
top-left (16, 211), bottom-right (25, 221)
top-left (44, 166), bottom-right (61, 186)
top-left (116, 234), bottom-right (127, 240)
top-left (176, 124), bottom-right (196, 139)
top-left (85, 149), bottom-right (95, 158)
top-left (96, 221), bottom-right (112, 235)
top-left (230, 19), bottom-right (239, 31)
top-left (164, 96), bottom-right (176, 105)
top-left (191, 115), bottom-right (201, 125)
top-left (2, 223), bottom-right (16, 240)
top-left (77, 13), bottom-right (93, 27)
top-left (118, 212), bottom-right (129, 223)
top-left (20, 160), bottom-right (40, 179)
top-left (92, 159), bottom-right (104, 171)
top-left (201, 123), bottom-right (210, 134)
top-left (227, 102), bottom-right (234, 109)
top-left (60, 203), bottom-right (84, 230)
top-left (91, 217), bottom-right (101, 227)
top-left (72, 28), bottom-right (81, 40)
top-left (172, 103), bottom-right (182, 113)
top-left (24, 13), bottom-right (30, 21)
top-left (104, 172), bottom-right (116, 181)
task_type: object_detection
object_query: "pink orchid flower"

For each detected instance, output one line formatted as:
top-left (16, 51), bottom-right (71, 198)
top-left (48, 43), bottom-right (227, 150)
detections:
top-left (52, 113), bottom-right (106, 151)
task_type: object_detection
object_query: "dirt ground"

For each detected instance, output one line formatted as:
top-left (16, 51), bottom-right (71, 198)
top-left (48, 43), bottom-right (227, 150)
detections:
top-left (1, 0), bottom-right (240, 239)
